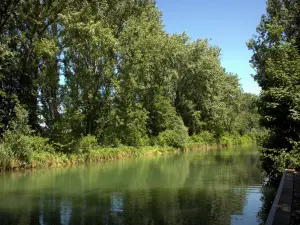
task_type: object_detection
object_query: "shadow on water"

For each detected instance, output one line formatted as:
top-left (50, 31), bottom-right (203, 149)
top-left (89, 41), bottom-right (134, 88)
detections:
top-left (0, 146), bottom-right (276, 225)
top-left (257, 177), bottom-right (279, 225)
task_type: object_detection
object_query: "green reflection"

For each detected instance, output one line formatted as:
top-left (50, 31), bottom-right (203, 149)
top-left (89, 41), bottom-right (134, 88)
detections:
top-left (0, 146), bottom-right (266, 225)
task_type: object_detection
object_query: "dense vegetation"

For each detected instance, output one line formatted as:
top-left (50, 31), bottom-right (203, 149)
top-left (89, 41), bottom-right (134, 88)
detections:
top-left (0, 0), bottom-right (260, 169)
top-left (248, 0), bottom-right (300, 177)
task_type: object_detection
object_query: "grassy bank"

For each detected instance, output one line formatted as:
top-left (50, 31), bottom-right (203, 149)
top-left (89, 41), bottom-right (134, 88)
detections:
top-left (11, 146), bottom-right (178, 170)
top-left (186, 131), bottom-right (256, 149)
top-left (0, 131), bottom-right (258, 171)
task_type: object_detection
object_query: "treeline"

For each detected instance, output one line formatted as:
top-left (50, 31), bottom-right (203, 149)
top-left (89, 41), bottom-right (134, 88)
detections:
top-left (249, 0), bottom-right (300, 177)
top-left (0, 0), bottom-right (260, 168)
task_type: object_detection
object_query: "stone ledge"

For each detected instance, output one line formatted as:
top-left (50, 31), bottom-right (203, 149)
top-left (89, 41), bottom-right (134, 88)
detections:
top-left (266, 169), bottom-right (294, 225)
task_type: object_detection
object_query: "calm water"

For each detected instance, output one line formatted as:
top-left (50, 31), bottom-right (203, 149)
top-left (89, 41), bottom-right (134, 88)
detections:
top-left (0, 146), bottom-right (270, 225)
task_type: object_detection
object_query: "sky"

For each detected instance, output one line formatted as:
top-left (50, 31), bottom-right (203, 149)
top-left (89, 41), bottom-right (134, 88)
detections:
top-left (155, 0), bottom-right (267, 94)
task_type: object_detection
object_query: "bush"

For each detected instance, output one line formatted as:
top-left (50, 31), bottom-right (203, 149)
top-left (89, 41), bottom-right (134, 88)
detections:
top-left (261, 141), bottom-right (300, 178)
top-left (220, 134), bottom-right (233, 146)
top-left (240, 134), bottom-right (252, 145)
top-left (189, 131), bottom-right (215, 145)
top-left (7, 103), bottom-right (33, 136)
top-left (25, 136), bottom-right (54, 153)
top-left (158, 125), bottom-right (188, 149)
top-left (3, 132), bottom-right (54, 163)
top-left (219, 133), bottom-right (255, 146)
top-left (0, 102), bottom-right (55, 166)
top-left (0, 144), bottom-right (13, 169)
top-left (260, 148), bottom-right (288, 177)
top-left (76, 135), bottom-right (99, 154)
top-left (255, 129), bottom-right (269, 146)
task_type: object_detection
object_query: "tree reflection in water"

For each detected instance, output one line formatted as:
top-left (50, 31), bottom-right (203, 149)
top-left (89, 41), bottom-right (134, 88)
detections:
top-left (0, 147), bottom-right (274, 225)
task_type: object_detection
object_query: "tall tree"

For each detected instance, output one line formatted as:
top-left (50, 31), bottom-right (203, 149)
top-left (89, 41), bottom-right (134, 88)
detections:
top-left (175, 39), bottom-right (242, 139)
top-left (0, 0), bottom-right (69, 132)
top-left (248, 0), bottom-right (300, 175)
top-left (0, 0), bottom-right (260, 154)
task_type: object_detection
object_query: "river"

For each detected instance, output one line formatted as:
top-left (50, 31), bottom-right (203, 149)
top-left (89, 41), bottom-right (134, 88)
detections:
top-left (0, 146), bottom-right (271, 225)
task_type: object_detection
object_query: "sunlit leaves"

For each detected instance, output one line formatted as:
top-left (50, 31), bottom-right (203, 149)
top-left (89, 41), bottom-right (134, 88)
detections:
top-left (249, 0), bottom-right (300, 175)
top-left (0, 0), bottom-right (258, 151)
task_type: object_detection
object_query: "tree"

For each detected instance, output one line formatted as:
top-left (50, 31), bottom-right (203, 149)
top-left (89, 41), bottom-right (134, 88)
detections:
top-left (0, 0), bottom-right (71, 133)
top-left (175, 39), bottom-right (242, 139)
top-left (248, 0), bottom-right (300, 175)
top-left (0, 0), bottom-right (260, 157)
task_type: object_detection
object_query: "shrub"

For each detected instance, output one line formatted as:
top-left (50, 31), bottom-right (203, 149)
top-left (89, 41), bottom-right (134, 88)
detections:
top-left (25, 136), bottom-right (54, 153)
top-left (0, 102), bottom-right (55, 165)
top-left (240, 134), bottom-right (252, 145)
top-left (220, 132), bottom-right (256, 146)
top-left (189, 131), bottom-right (215, 145)
top-left (260, 148), bottom-right (289, 177)
top-left (201, 131), bottom-right (215, 144)
top-left (76, 135), bottom-right (99, 154)
top-left (3, 132), bottom-right (54, 163)
top-left (52, 140), bottom-right (77, 153)
top-left (6, 102), bottom-right (33, 136)
top-left (158, 125), bottom-right (188, 149)
top-left (0, 144), bottom-right (12, 169)
top-left (220, 134), bottom-right (233, 146)
top-left (3, 132), bottom-right (33, 163)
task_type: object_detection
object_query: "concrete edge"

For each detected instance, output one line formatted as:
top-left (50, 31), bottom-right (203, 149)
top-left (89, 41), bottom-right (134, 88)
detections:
top-left (265, 169), bottom-right (291, 225)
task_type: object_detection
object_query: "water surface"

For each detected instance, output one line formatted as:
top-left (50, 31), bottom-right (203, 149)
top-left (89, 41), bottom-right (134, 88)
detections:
top-left (0, 146), bottom-right (268, 225)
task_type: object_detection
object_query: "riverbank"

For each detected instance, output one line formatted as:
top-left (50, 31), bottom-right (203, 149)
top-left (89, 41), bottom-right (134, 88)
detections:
top-left (0, 133), bottom-right (257, 171)
top-left (1, 144), bottom-right (213, 171)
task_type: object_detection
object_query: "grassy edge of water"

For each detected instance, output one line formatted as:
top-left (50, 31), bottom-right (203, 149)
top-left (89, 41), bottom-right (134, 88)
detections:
top-left (0, 133), bottom-right (257, 171)
top-left (7, 145), bottom-right (198, 171)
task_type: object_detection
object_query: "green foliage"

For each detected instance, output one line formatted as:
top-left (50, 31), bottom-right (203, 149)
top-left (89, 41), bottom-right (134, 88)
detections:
top-left (220, 134), bottom-right (235, 146)
top-left (0, 104), bottom-right (54, 167)
top-left (1, 103), bottom-right (34, 162)
top-left (121, 108), bottom-right (149, 147)
top-left (150, 96), bottom-right (184, 134)
top-left (188, 131), bottom-right (257, 149)
top-left (0, 34), bottom-right (20, 134)
top-left (158, 126), bottom-right (188, 149)
top-left (260, 148), bottom-right (293, 177)
top-left (220, 133), bottom-right (253, 146)
top-left (0, 0), bottom-right (263, 170)
top-left (175, 39), bottom-right (244, 137)
top-left (3, 135), bottom-right (54, 163)
top-left (7, 102), bottom-right (32, 136)
top-left (76, 135), bottom-right (98, 154)
top-left (248, 0), bottom-right (300, 176)
top-left (189, 131), bottom-right (215, 145)
top-left (0, 144), bottom-right (13, 169)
